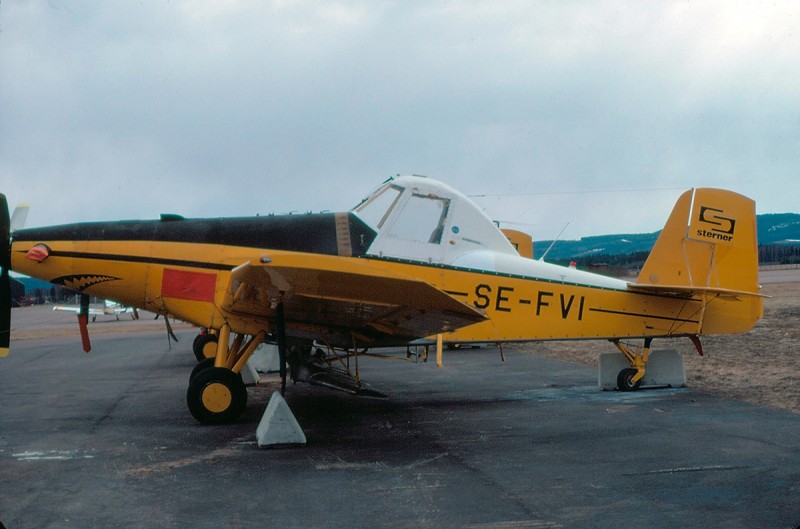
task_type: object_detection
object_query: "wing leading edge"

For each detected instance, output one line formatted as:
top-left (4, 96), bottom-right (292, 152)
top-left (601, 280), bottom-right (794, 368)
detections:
top-left (220, 253), bottom-right (487, 347)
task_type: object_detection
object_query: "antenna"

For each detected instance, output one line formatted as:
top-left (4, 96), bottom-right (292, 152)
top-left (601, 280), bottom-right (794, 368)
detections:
top-left (539, 222), bottom-right (569, 262)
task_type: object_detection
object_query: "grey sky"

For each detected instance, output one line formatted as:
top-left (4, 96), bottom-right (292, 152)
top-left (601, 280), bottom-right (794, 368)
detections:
top-left (2, 1), bottom-right (798, 240)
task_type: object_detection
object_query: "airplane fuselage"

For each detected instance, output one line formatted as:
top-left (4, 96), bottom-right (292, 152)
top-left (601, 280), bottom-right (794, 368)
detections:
top-left (10, 212), bottom-right (761, 348)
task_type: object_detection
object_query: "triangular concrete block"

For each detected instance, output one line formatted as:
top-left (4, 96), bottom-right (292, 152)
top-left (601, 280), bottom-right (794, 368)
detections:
top-left (257, 391), bottom-right (306, 447)
top-left (250, 344), bottom-right (282, 373)
top-left (240, 358), bottom-right (260, 385)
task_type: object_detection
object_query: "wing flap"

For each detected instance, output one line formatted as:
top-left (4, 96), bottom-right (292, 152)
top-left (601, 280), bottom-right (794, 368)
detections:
top-left (221, 255), bottom-right (487, 344)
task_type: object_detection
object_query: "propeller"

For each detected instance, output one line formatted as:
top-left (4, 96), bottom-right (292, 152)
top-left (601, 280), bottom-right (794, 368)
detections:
top-left (1, 193), bottom-right (11, 357)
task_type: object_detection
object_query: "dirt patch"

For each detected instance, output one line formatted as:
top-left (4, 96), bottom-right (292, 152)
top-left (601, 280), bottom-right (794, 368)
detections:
top-left (519, 281), bottom-right (800, 414)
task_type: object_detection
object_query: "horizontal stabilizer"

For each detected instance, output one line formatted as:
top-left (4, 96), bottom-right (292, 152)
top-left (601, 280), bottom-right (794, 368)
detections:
top-left (627, 282), bottom-right (767, 299)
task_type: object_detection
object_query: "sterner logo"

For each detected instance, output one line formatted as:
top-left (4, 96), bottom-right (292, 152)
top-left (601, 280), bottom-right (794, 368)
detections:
top-left (696, 205), bottom-right (736, 242)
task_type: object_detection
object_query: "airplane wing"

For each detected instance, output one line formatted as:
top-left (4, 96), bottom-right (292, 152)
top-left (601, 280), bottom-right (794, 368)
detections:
top-left (221, 254), bottom-right (487, 346)
top-left (53, 306), bottom-right (106, 316)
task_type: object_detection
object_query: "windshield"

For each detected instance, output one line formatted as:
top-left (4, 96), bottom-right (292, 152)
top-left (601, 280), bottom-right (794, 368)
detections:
top-left (388, 193), bottom-right (450, 244)
top-left (353, 184), bottom-right (403, 230)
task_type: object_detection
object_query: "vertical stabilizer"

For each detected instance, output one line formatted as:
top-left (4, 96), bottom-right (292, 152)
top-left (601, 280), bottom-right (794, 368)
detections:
top-left (637, 188), bottom-right (759, 295)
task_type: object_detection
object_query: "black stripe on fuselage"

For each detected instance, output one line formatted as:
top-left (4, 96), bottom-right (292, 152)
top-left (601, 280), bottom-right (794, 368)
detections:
top-left (13, 212), bottom-right (377, 257)
top-left (588, 307), bottom-right (700, 324)
top-left (41, 250), bottom-right (235, 271)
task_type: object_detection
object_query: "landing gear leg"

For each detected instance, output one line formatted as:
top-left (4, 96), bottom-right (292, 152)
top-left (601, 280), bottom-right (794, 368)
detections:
top-left (186, 324), bottom-right (266, 424)
top-left (612, 338), bottom-right (652, 391)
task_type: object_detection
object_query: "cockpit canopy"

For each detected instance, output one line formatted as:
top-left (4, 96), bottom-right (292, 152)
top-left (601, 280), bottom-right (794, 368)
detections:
top-left (352, 176), bottom-right (517, 264)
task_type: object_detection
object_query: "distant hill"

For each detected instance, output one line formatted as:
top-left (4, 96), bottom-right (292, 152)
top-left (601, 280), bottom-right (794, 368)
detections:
top-left (533, 213), bottom-right (800, 262)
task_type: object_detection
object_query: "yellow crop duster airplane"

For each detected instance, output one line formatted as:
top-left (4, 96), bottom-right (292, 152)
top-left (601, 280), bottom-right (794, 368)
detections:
top-left (0, 176), bottom-right (763, 425)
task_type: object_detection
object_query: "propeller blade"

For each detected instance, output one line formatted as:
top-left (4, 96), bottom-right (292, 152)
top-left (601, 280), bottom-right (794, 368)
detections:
top-left (1, 193), bottom-right (11, 356)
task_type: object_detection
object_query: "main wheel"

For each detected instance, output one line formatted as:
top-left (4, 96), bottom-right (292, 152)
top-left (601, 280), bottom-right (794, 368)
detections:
top-left (186, 367), bottom-right (247, 424)
top-left (617, 368), bottom-right (642, 391)
top-left (189, 357), bottom-right (216, 383)
top-left (193, 333), bottom-right (218, 361)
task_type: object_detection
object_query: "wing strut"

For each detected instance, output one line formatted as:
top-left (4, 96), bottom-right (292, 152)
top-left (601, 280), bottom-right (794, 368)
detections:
top-left (275, 301), bottom-right (288, 395)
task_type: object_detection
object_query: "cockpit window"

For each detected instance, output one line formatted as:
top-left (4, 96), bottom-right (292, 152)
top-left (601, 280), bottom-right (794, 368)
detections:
top-left (388, 193), bottom-right (451, 244)
top-left (353, 184), bottom-right (403, 230)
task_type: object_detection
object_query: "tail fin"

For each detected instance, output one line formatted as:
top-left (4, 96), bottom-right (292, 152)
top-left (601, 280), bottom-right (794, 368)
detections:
top-left (633, 188), bottom-right (762, 336)
top-left (636, 188), bottom-right (760, 295)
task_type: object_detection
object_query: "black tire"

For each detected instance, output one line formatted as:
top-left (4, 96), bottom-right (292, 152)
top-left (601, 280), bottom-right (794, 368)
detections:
top-left (617, 368), bottom-right (642, 391)
top-left (192, 333), bottom-right (218, 362)
top-left (189, 357), bottom-right (216, 383)
top-left (186, 367), bottom-right (247, 425)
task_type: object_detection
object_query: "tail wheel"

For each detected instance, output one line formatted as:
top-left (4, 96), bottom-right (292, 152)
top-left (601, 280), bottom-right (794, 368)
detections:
top-left (192, 332), bottom-right (218, 361)
top-left (617, 368), bottom-right (642, 391)
top-left (187, 367), bottom-right (247, 424)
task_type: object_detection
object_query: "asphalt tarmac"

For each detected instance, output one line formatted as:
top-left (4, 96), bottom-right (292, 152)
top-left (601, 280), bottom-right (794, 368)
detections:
top-left (1, 307), bottom-right (799, 529)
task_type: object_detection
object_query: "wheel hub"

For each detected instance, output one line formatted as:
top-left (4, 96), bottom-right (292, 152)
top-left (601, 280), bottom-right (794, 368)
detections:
top-left (201, 382), bottom-right (233, 413)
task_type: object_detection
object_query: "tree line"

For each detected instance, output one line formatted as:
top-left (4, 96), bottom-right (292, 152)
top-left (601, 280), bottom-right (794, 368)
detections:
top-left (553, 244), bottom-right (800, 273)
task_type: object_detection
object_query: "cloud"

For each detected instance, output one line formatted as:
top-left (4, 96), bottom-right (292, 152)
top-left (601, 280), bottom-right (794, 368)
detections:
top-left (1, 1), bottom-right (798, 239)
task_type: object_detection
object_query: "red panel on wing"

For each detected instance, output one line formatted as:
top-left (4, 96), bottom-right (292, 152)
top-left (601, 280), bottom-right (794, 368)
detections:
top-left (161, 269), bottom-right (217, 302)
